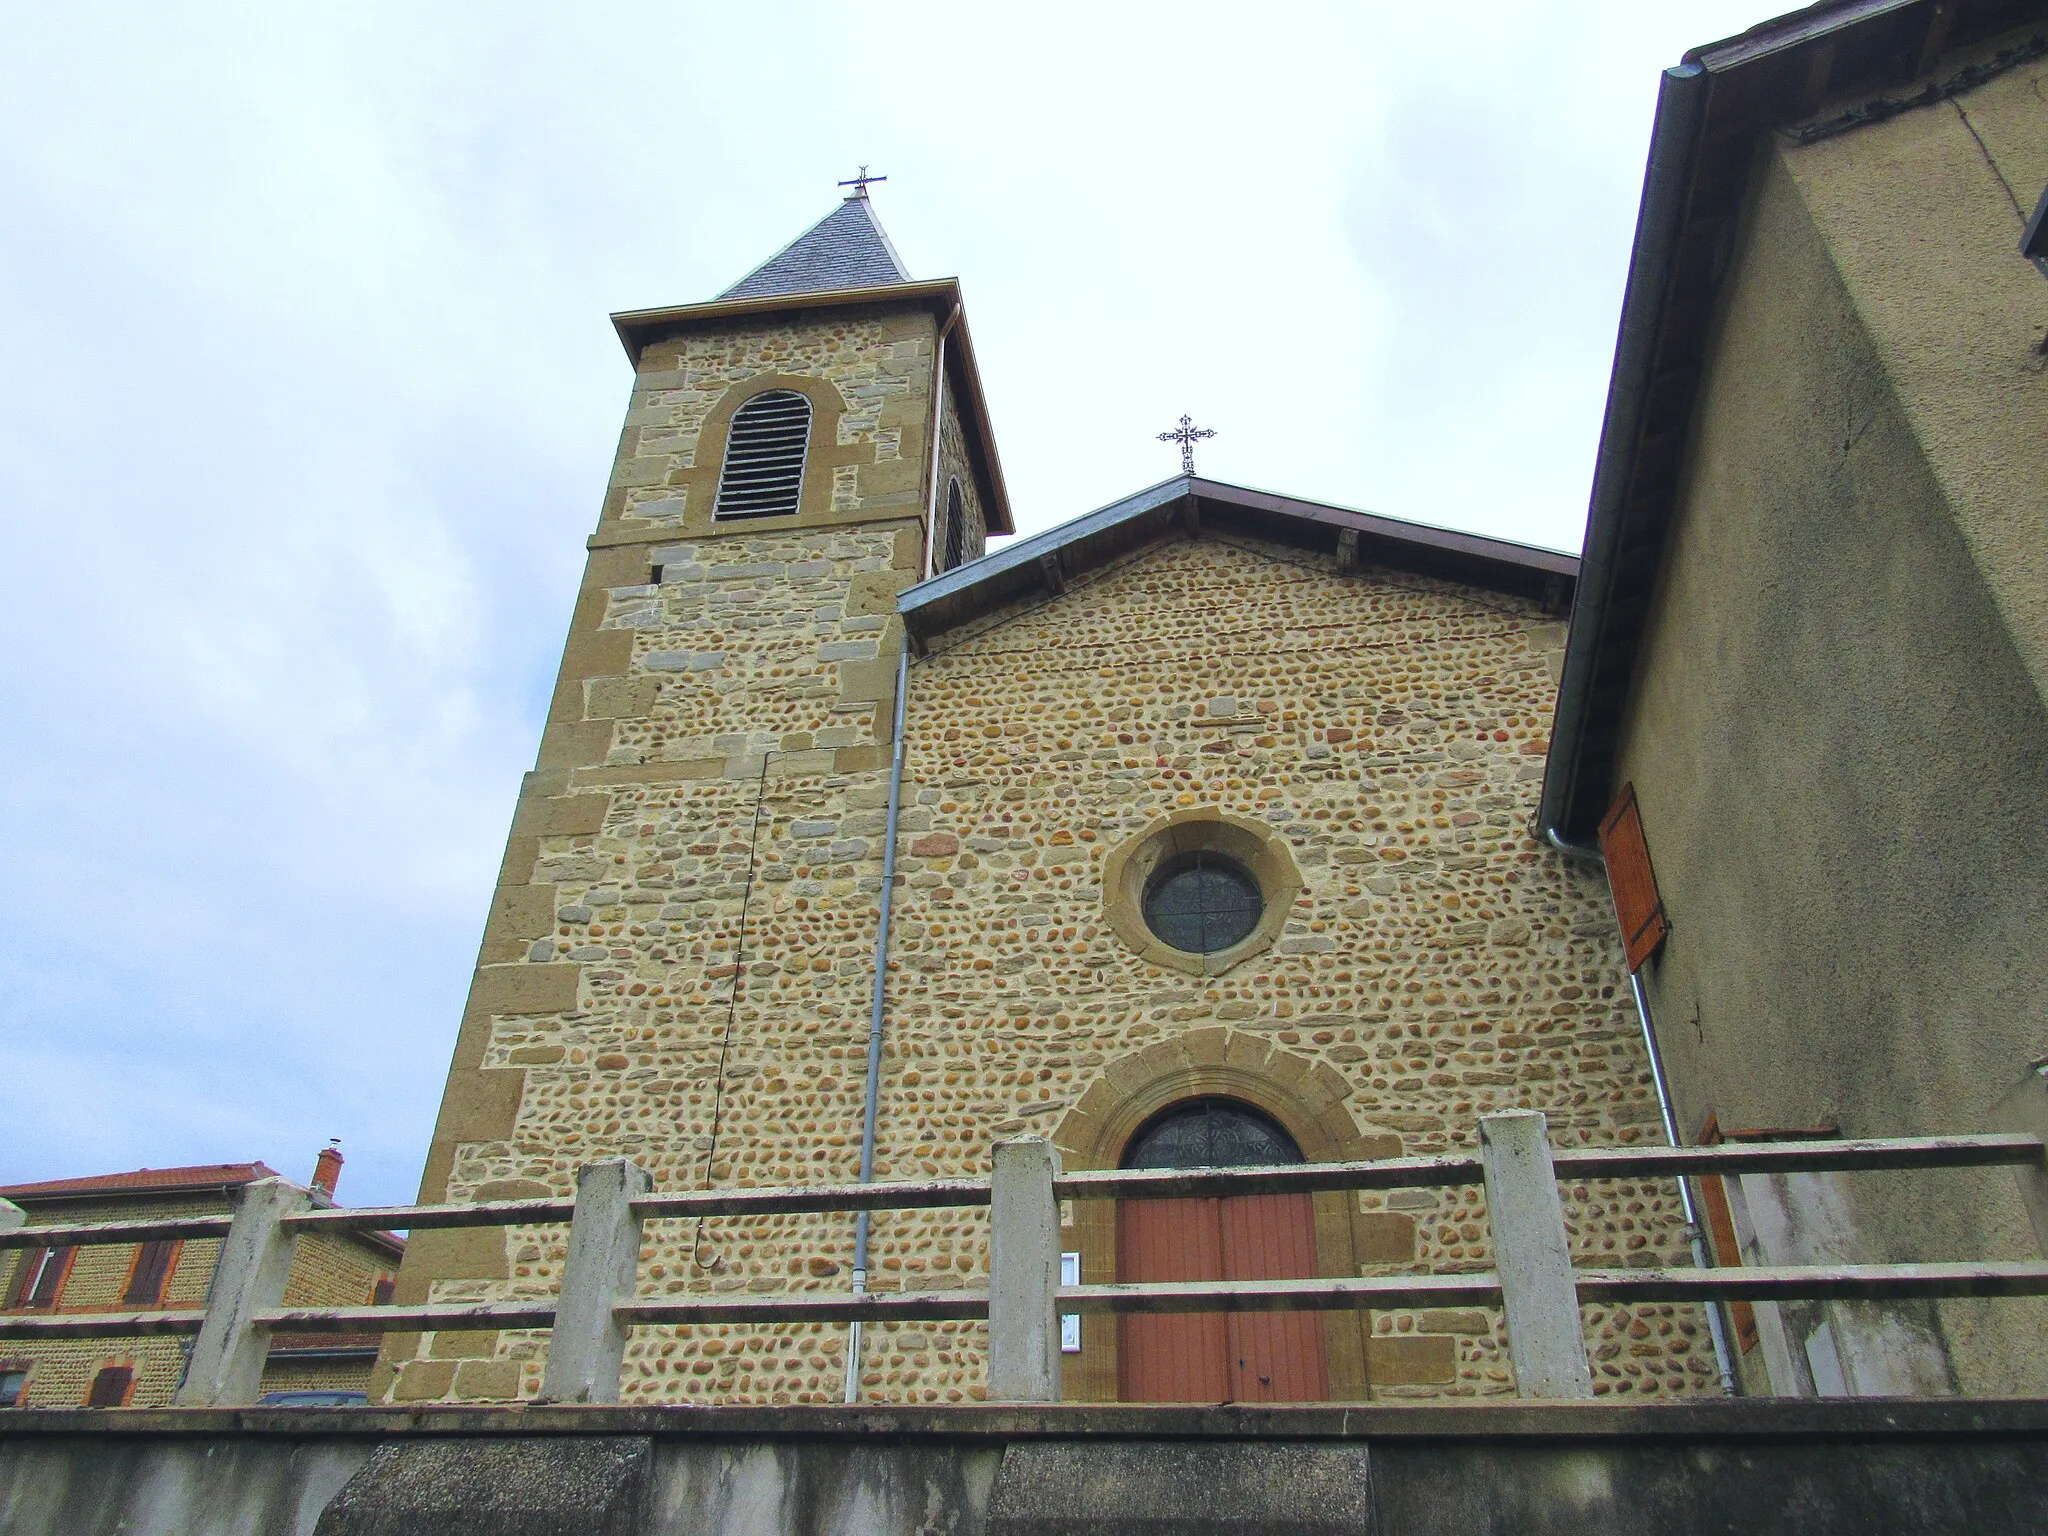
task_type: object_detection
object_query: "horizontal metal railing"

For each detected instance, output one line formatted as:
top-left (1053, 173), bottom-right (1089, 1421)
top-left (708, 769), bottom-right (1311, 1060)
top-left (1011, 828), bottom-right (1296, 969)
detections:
top-left (2, 1124), bottom-right (2043, 1404)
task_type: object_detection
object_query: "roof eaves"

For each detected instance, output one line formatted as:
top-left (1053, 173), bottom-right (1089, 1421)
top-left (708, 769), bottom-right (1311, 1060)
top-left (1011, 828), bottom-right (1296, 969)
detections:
top-left (901, 475), bottom-right (1189, 624)
top-left (610, 279), bottom-right (963, 364)
top-left (1538, 0), bottom-right (2039, 848)
top-left (902, 475), bottom-right (1578, 645)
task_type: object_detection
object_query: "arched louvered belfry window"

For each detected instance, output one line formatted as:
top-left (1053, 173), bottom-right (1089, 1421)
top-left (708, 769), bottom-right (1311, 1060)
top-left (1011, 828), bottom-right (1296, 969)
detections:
top-left (714, 389), bottom-right (811, 519)
top-left (942, 478), bottom-right (967, 571)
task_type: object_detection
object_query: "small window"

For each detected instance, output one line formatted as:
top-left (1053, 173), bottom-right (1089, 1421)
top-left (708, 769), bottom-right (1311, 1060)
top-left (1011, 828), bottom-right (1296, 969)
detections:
top-left (1123, 1098), bottom-right (1303, 1170)
top-left (0, 1368), bottom-right (27, 1407)
top-left (7, 1247), bottom-right (73, 1309)
top-left (372, 1275), bottom-right (396, 1306)
top-left (713, 389), bottom-right (811, 519)
top-left (942, 478), bottom-right (967, 572)
top-left (85, 1366), bottom-right (134, 1408)
top-left (122, 1241), bottom-right (180, 1307)
top-left (1142, 850), bottom-right (1263, 955)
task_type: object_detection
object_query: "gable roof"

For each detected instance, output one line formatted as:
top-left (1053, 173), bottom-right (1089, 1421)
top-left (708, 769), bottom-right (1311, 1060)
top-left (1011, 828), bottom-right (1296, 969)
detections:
top-left (719, 195), bottom-right (912, 301)
top-left (1537, 0), bottom-right (2047, 851)
top-left (900, 475), bottom-right (1575, 648)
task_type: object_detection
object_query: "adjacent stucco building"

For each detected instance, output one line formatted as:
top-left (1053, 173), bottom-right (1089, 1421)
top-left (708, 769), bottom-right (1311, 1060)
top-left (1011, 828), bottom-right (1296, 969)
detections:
top-left (1541, 0), bottom-right (2048, 1397)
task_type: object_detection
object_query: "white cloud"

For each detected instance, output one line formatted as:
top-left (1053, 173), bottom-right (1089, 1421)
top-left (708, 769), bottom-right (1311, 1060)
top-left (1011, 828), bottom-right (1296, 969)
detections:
top-left (2, 0), bottom-right (1763, 1205)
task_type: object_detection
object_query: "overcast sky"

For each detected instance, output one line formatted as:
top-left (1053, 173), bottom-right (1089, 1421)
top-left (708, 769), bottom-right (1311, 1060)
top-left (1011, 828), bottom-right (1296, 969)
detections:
top-left (1, 2), bottom-right (1765, 1208)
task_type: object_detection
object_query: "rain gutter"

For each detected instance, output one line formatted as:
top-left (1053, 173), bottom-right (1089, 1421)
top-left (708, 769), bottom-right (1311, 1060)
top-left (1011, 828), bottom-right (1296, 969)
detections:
top-left (1537, 61), bottom-right (1711, 852)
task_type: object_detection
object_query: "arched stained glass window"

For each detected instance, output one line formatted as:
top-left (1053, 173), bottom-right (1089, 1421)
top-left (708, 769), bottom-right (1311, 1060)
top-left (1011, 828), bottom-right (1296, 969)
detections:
top-left (1122, 1098), bottom-right (1303, 1169)
top-left (1142, 850), bottom-right (1263, 954)
top-left (714, 389), bottom-right (811, 519)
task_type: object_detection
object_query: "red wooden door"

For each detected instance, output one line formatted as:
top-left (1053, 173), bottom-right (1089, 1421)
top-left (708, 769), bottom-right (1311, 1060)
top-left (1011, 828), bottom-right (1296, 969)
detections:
top-left (1118, 1197), bottom-right (1230, 1402)
top-left (1220, 1192), bottom-right (1328, 1402)
top-left (1118, 1191), bottom-right (1328, 1402)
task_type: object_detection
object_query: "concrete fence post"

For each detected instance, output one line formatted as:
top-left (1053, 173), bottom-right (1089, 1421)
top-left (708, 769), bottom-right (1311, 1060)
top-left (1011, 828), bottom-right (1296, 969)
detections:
top-left (1480, 1110), bottom-right (1594, 1399)
top-left (542, 1157), bottom-right (651, 1404)
top-left (174, 1176), bottom-right (310, 1406)
top-left (988, 1136), bottom-right (1062, 1403)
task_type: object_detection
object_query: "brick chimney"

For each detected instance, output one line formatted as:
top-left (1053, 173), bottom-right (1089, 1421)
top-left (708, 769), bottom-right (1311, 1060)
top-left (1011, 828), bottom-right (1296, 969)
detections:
top-left (311, 1142), bottom-right (343, 1198)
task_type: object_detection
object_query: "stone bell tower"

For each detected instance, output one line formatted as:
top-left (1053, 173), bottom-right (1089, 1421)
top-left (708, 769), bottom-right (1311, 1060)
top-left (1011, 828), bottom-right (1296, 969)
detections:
top-left (375, 185), bottom-right (1011, 1405)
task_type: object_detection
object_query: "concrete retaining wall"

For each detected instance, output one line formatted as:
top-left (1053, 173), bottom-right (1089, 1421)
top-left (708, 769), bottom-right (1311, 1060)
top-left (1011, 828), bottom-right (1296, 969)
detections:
top-left (3, 1402), bottom-right (2045, 1535)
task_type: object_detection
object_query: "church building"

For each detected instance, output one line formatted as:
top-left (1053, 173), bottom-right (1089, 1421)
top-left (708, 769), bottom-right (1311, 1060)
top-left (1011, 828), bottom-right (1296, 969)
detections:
top-left (374, 184), bottom-right (1715, 1406)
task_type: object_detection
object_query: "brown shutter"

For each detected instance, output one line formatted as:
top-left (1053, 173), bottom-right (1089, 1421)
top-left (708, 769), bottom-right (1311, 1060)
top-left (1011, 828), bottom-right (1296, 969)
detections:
top-left (85, 1365), bottom-right (134, 1408)
top-left (121, 1241), bottom-right (180, 1307)
top-left (1599, 783), bottom-right (1669, 971)
top-left (22, 1253), bottom-right (73, 1310)
top-left (4, 1249), bottom-right (45, 1307)
top-left (1695, 1115), bottom-right (1759, 1355)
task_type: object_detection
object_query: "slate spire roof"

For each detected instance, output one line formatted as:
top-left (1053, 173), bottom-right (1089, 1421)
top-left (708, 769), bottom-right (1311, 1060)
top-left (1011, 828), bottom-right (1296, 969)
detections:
top-left (718, 192), bottom-right (913, 301)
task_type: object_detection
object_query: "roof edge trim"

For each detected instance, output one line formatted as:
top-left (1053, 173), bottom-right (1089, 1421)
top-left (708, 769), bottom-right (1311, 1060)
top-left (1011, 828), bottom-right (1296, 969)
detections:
top-left (611, 278), bottom-right (964, 363)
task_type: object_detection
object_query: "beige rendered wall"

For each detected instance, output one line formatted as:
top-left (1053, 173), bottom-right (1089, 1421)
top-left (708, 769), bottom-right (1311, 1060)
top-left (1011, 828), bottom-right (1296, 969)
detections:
top-left (1613, 61), bottom-right (2048, 1396)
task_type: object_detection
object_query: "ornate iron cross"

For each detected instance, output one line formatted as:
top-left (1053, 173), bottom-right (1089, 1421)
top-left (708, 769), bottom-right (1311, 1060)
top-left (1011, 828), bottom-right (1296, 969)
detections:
top-left (837, 165), bottom-right (887, 198)
top-left (1158, 415), bottom-right (1215, 476)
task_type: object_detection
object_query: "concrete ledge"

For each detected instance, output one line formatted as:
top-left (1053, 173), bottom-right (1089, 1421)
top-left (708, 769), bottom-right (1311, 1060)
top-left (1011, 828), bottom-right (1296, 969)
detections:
top-left (7, 1398), bottom-right (2048, 1441)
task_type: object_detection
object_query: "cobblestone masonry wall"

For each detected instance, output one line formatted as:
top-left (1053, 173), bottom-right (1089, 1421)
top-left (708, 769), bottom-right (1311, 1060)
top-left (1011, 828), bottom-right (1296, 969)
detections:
top-left (384, 520), bottom-right (1715, 1406)
top-left (1, 1195), bottom-right (397, 1407)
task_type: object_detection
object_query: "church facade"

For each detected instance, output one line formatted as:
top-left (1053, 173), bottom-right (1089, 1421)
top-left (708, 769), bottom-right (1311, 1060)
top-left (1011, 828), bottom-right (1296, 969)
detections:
top-left (374, 190), bottom-right (1715, 1406)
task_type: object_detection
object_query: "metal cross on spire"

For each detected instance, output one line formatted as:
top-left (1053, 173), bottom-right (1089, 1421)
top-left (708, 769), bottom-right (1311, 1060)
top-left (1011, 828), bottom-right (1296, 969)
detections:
top-left (837, 165), bottom-right (887, 199)
top-left (1158, 415), bottom-right (1216, 476)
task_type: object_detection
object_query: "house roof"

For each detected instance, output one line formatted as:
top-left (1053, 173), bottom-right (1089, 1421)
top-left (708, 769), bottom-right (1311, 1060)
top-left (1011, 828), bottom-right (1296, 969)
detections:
top-left (0, 1163), bottom-right (279, 1199)
top-left (1, 1162), bottom-right (405, 1258)
top-left (1538, 0), bottom-right (2048, 850)
top-left (718, 194), bottom-right (912, 301)
top-left (900, 474), bottom-right (1575, 648)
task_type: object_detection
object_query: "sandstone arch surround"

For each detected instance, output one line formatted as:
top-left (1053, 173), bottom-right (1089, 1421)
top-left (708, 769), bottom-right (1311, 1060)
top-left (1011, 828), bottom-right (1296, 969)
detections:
top-left (657, 372), bottom-right (881, 536)
top-left (1100, 808), bottom-right (1306, 977)
top-left (1050, 1026), bottom-right (1402, 1402)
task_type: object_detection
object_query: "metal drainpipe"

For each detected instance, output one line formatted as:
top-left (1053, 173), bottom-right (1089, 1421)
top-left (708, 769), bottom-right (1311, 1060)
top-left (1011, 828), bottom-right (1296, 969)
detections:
top-left (844, 644), bottom-right (911, 1403)
top-left (1628, 967), bottom-right (1739, 1396)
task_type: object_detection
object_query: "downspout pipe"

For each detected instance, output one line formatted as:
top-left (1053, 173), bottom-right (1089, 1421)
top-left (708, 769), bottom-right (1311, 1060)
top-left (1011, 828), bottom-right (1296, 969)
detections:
top-left (845, 643), bottom-right (911, 1402)
top-left (1538, 61), bottom-right (1710, 849)
top-left (1628, 966), bottom-right (1740, 1396)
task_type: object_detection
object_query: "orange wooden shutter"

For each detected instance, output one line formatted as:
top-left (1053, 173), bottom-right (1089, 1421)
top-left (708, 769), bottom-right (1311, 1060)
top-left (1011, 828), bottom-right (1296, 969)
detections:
top-left (1695, 1115), bottom-right (1758, 1355)
top-left (1599, 784), bottom-right (1668, 971)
